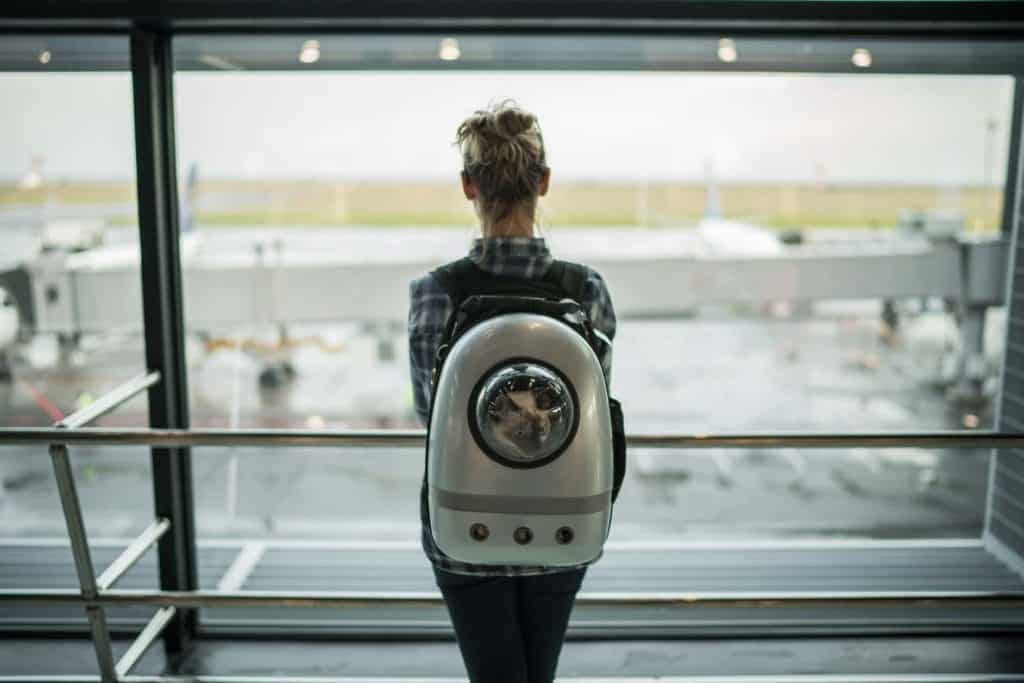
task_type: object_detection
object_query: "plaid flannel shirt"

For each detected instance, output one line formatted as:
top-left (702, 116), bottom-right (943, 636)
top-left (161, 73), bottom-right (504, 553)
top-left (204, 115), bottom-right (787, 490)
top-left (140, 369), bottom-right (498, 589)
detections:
top-left (408, 236), bottom-right (617, 576)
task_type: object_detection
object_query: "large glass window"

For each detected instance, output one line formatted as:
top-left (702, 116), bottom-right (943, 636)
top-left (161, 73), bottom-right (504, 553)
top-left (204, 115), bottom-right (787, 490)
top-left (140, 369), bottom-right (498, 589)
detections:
top-left (0, 38), bottom-right (153, 543)
top-left (171, 35), bottom-right (1016, 555)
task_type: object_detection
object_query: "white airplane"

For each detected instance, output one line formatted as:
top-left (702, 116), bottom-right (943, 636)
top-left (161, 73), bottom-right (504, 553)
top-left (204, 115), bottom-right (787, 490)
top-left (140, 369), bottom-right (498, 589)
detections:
top-left (695, 166), bottom-right (783, 257)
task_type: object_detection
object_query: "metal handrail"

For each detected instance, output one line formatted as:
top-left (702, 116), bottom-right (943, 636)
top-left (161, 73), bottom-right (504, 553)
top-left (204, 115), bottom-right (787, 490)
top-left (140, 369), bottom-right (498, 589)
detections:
top-left (2, 428), bottom-right (1023, 449)
top-left (115, 606), bottom-right (176, 680)
top-left (56, 372), bottom-right (161, 431)
top-left (41, 371), bottom-right (168, 682)
top-left (96, 519), bottom-right (170, 592)
top-left (3, 588), bottom-right (1024, 609)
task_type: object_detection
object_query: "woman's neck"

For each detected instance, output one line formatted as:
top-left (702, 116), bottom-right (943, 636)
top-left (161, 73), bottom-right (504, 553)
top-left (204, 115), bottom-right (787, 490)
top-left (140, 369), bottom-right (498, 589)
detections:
top-left (479, 200), bottom-right (536, 237)
top-left (481, 204), bottom-right (536, 239)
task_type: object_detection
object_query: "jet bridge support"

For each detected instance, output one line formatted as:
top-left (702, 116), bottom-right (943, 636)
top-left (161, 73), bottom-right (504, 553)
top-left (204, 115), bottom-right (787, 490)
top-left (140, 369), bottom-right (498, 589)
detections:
top-left (952, 304), bottom-right (990, 406)
top-left (0, 267), bottom-right (35, 341)
top-left (950, 237), bottom-right (1010, 406)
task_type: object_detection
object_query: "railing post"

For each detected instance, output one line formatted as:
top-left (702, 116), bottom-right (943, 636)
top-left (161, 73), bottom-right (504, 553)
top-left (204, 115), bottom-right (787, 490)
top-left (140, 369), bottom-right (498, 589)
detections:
top-left (131, 27), bottom-right (199, 654)
top-left (49, 444), bottom-right (117, 682)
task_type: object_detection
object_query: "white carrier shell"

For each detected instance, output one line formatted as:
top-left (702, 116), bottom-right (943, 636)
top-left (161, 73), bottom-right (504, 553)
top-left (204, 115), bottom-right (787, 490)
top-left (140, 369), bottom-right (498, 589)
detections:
top-left (427, 313), bottom-right (613, 566)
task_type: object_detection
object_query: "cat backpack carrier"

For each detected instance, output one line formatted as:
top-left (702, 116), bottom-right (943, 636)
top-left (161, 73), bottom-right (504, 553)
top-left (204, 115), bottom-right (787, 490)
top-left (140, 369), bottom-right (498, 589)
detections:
top-left (423, 257), bottom-right (625, 567)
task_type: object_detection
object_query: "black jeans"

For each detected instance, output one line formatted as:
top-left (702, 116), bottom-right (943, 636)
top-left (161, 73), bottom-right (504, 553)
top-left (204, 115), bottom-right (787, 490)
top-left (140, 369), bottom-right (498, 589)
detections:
top-left (434, 565), bottom-right (587, 683)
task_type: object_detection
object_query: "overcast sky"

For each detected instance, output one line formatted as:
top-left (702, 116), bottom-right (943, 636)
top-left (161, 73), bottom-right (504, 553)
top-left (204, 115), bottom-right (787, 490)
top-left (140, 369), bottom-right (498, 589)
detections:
top-left (0, 71), bottom-right (1013, 185)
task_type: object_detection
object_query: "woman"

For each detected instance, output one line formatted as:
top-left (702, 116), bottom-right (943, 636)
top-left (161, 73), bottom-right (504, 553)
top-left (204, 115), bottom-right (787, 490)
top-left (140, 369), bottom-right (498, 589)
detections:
top-left (407, 100), bottom-right (617, 683)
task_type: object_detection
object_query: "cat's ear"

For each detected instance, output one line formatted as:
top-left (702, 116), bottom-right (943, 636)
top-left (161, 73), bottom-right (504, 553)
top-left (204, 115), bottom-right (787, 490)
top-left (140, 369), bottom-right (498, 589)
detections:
top-left (491, 393), bottom-right (511, 414)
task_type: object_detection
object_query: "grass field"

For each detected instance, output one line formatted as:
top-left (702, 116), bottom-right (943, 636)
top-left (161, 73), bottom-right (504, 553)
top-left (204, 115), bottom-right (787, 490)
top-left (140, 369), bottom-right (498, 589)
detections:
top-left (0, 179), bottom-right (1004, 231)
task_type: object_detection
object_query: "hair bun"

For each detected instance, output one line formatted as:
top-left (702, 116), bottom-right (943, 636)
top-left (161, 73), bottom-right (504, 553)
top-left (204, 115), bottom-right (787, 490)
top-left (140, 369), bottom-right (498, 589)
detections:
top-left (455, 100), bottom-right (548, 224)
top-left (494, 106), bottom-right (535, 140)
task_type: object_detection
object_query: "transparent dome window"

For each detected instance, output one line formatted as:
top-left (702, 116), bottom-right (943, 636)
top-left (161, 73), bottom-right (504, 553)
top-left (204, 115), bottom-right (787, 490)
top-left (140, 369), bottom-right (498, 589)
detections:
top-left (473, 362), bottom-right (576, 465)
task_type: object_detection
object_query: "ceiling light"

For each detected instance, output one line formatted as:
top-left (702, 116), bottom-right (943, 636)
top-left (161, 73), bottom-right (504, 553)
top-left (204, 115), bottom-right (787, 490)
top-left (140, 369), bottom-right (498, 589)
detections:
top-left (299, 40), bottom-right (321, 65)
top-left (717, 38), bottom-right (737, 63)
top-left (852, 48), bottom-right (872, 68)
top-left (38, 50), bottom-right (52, 65)
top-left (439, 37), bottom-right (461, 62)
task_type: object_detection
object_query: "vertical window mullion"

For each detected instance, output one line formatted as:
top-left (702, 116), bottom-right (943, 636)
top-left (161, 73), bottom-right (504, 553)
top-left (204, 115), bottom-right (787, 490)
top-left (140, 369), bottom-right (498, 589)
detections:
top-left (130, 27), bottom-right (199, 655)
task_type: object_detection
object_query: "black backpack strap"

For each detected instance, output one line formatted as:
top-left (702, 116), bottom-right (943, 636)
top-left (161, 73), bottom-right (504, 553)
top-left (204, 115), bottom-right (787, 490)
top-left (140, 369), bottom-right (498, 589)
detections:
top-left (432, 256), bottom-right (593, 364)
top-left (432, 257), bottom-right (477, 310)
top-left (547, 259), bottom-right (588, 303)
top-left (432, 257), bottom-right (478, 346)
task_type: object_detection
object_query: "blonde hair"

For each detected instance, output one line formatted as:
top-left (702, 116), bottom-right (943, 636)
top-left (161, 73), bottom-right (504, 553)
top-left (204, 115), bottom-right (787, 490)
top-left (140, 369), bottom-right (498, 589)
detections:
top-left (456, 100), bottom-right (548, 231)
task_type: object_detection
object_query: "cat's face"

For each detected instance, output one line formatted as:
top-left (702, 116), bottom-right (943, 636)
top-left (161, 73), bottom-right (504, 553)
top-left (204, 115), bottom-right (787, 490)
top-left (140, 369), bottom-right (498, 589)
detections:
top-left (489, 389), bottom-right (552, 456)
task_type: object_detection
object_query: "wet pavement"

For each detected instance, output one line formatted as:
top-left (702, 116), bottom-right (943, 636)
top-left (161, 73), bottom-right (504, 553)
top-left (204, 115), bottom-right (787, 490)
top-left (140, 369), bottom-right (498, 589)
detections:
top-left (0, 306), bottom-right (1001, 544)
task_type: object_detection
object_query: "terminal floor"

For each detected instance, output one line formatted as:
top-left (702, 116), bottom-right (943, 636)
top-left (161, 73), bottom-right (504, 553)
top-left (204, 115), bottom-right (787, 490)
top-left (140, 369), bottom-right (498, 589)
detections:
top-left (4, 540), bottom-right (1024, 678)
top-left (2, 635), bottom-right (1024, 679)
top-left (4, 540), bottom-right (1024, 635)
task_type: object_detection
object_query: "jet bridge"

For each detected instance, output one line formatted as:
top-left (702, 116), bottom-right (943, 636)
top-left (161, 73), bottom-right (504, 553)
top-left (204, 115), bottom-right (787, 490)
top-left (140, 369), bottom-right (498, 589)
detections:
top-left (7, 233), bottom-right (1008, 399)
top-left (15, 234), bottom-right (1005, 327)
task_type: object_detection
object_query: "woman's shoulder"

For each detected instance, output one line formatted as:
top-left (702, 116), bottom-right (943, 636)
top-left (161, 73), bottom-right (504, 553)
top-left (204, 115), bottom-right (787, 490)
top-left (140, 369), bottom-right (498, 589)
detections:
top-left (408, 271), bottom-right (453, 331)
top-left (557, 260), bottom-right (611, 296)
top-left (582, 264), bottom-right (609, 284)
top-left (409, 269), bottom-right (446, 297)
top-left (409, 256), bottom-right (469, 294)
top-left (557, 260), bottom-right (616, 336)
top-left (556, 257), bottom-right (607, 278)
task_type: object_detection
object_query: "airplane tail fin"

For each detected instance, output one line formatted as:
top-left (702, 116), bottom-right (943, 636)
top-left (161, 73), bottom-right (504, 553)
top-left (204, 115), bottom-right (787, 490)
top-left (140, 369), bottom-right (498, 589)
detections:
top-left (180, 162), bottom-right (198, 234)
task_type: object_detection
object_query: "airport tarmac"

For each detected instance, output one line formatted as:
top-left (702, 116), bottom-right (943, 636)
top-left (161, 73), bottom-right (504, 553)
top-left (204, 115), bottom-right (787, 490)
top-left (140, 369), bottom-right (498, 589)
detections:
top-left (0, 303), bottom-right (1001, 545)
